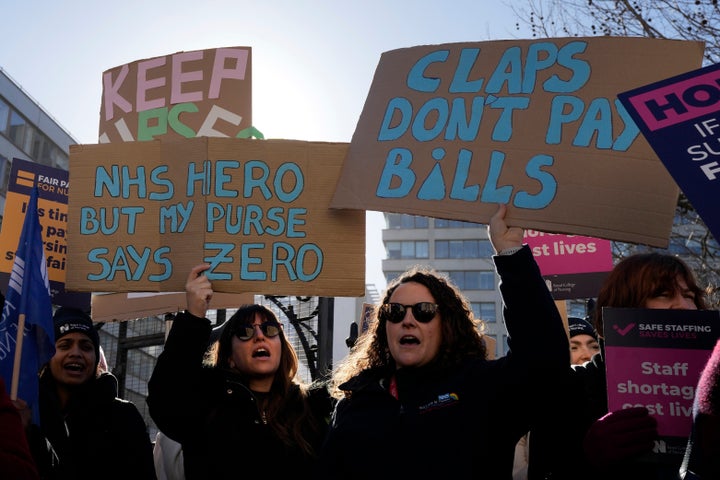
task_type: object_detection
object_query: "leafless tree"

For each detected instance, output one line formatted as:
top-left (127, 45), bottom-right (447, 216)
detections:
top-left (510, 0), bottom-right (720, 307)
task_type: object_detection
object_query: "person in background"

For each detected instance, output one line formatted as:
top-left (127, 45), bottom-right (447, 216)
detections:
top-left (679, 337), bottom-right (720, 479)
top-left (147, 264), bottom-right (333, 479)
top-left (530, 252), bottom-right (709, 480)
top-left (568, 316), bottom-right (600, 365)
top-left (19, 307), bottom-right (156, 480)
top-left (153, 430), bottom-right (185, 480)
top-left (0, 375), bottom-right (40, 480)
top-left (513, 316), bottom-right (600, 479)
top-left (151, 318), bottom-right (227, 480)
top-left (317, 204), bottom-right (569, 479)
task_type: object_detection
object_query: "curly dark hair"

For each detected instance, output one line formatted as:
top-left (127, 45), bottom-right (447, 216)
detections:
top-left (594, 253), bottom-right (708, 338)
top-left (329, 266), bottom-right (487, 399)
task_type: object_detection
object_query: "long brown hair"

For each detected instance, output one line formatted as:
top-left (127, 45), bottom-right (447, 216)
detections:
top-left (206, 304), bottom-right (324, 457)
top-left (594, 253), bottom-right (708, 339)
top-left (329, 266), bottom-right (487, 399)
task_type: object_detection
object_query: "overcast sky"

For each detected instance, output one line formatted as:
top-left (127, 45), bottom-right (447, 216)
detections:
top-left (1, 0), bottom-right (532, 290)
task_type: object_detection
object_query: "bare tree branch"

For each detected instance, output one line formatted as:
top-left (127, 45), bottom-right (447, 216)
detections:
top-left (510, 0), bottom-right (720, 307)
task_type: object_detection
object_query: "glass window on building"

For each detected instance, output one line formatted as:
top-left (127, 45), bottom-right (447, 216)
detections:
top-left (8, 110), bottom-right (27, 148)
top-left (0, 98), bottom-right (9, 134)
top-left (479, 271), bottom-right (495, 290)
top-left (444, 270), bottom-right (494, 290)
top-left (0, 154), bottom-right (9, 197)
top-left (464, 271), bottom-right (481, 289)
top-left (52, 148), bottom-right (69, 171)
top-left (502, 335), bottom-right (510, 355)
top-left (435, 240), bottom-right (492, 259)
top-left (462, 240), bottom-right (479, 258)
top-left (387, 214), bottom-right (403, 229)
top-left (386, 241), bottom-right (401, 259)
top-left (449, 240), bottom-right (464, 258)
top-left (478, 240), bottom-right (493, 257)
top-left (435, 241), bottom-right (448, 258)
top-left (387, 214), bottom-right (429, 229)
top-left (400, 241), bottom-right (415, 259)
top-left (471, 302), bottom-right (496, 323)
top-left (415, 241), bottom-right (429, 258)
top-left (23, 124), bottom-right (39, 160)
top-left (435, 219), bottom-right (484, 228)
top-left (38, 138), bottom-right (53, 166)
top-left (386, 240), bottom-right (429, 259)
top-left (385, 271), bottom-right (403, 285)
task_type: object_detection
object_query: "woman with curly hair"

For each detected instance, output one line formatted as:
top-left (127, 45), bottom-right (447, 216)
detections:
top-left (317, 204), bottom-right (569, 479)
top-left (148, 264), bottom-right (333, 479)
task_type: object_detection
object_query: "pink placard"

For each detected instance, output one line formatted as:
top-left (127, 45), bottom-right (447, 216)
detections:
top-left (524, 230), bottom-right (613, 275)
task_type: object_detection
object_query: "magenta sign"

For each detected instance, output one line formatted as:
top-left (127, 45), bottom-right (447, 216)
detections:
top-left (524, 230), bottom-right (613, 299)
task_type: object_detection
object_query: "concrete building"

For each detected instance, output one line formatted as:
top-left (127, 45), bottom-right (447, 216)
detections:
top-left (0, 68), bottom-right (74, 215)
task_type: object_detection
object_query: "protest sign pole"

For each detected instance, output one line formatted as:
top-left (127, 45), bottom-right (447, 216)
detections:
top-left (10, 314), bottom-right (26, 400)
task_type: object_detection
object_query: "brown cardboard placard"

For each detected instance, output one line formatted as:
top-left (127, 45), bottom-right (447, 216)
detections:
top-left (90, 291), bottom-right (256, 323)
top-left (66, 137), bottom-right (365, 297)
top-left (330, 37), bottom-right (705, 247)
top-left (99, 46), bottom-right (253, 143)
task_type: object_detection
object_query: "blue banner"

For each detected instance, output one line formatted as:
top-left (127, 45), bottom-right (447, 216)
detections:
top-left (0, 185), bottom-right (55, 425)
top-left (618, 62), bottom-right (720, 244)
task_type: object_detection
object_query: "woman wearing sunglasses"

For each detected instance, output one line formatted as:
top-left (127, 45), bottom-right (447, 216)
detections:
top-left (317, 204), bottom-right (569, 479)
top-left (147, 264), bottom-right (333, 479)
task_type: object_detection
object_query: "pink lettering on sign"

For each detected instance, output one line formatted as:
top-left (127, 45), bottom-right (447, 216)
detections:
top-left (524, 230), bottom-right (612, 275)
top-left (103, 64), bottom-right (132, 121)
top-left (171, 50), bottom-right (205, 105)
top-left (101, 47), bottom-right (250, 121)
top-left (209, 48), bottom-right (249, 99)
top-left (606, 346), bottom-right (710, 437)
top-left (625, 68), bottom-right (720, 131)
top-left (137, 57), bottom-right (167, 112)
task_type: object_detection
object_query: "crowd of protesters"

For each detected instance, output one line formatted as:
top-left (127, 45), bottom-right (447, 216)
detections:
top-left (2, 204), bottom-right (719, 480)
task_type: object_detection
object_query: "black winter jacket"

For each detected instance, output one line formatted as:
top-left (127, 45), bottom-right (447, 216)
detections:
top-left (317, 245), bottom-right (570, 480)
top-left (147, 312), bottom-right (333, 480)
top-left (530, 351), bottom-right (685, 480)
top-left (30, 370), bottom-right (156, 480)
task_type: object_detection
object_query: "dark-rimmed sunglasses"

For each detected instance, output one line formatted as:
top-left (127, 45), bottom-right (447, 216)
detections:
top-left (378, 302), bottom-right (439, 323)
top-left (234, 321), bottom-right (281, 341)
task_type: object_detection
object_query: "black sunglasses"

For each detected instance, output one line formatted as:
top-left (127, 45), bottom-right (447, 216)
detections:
top-left (378, 302), bottom-right (439, 323)
top-left (234, 321), bottom-right (281, 341)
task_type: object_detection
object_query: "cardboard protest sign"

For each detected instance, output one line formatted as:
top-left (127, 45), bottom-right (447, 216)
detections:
top-left (603, 307), bottom-right (720, 458)
top-left (96, 46), bottom-right (265, 318)
top-left (99, 47), bottom-right (253, 143)
top-left (331, 37), bottom-right (705, 247)
top-left (90, 291), bottom-right (256, 323)
top-left (0, 158), bottom-right (90, 309)
top-left (618, 62), bottom-right (720, 243)
top-left (524, 229), bottom-right (612, 299)
top-left (66, 137), bottom-right (365, 297)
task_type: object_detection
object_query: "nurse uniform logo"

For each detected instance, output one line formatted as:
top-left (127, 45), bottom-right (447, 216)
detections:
top-left (418, 392), bottom-right (460, 413)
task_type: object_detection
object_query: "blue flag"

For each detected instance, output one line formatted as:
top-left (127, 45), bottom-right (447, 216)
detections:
top-left (0, 184), bottom-right (54, 425)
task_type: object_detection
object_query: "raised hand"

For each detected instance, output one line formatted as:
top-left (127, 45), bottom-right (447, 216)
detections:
top-left (186, 263), bottom-right (213, 318)
top-left (488, 203), bottom-right (524, 254)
